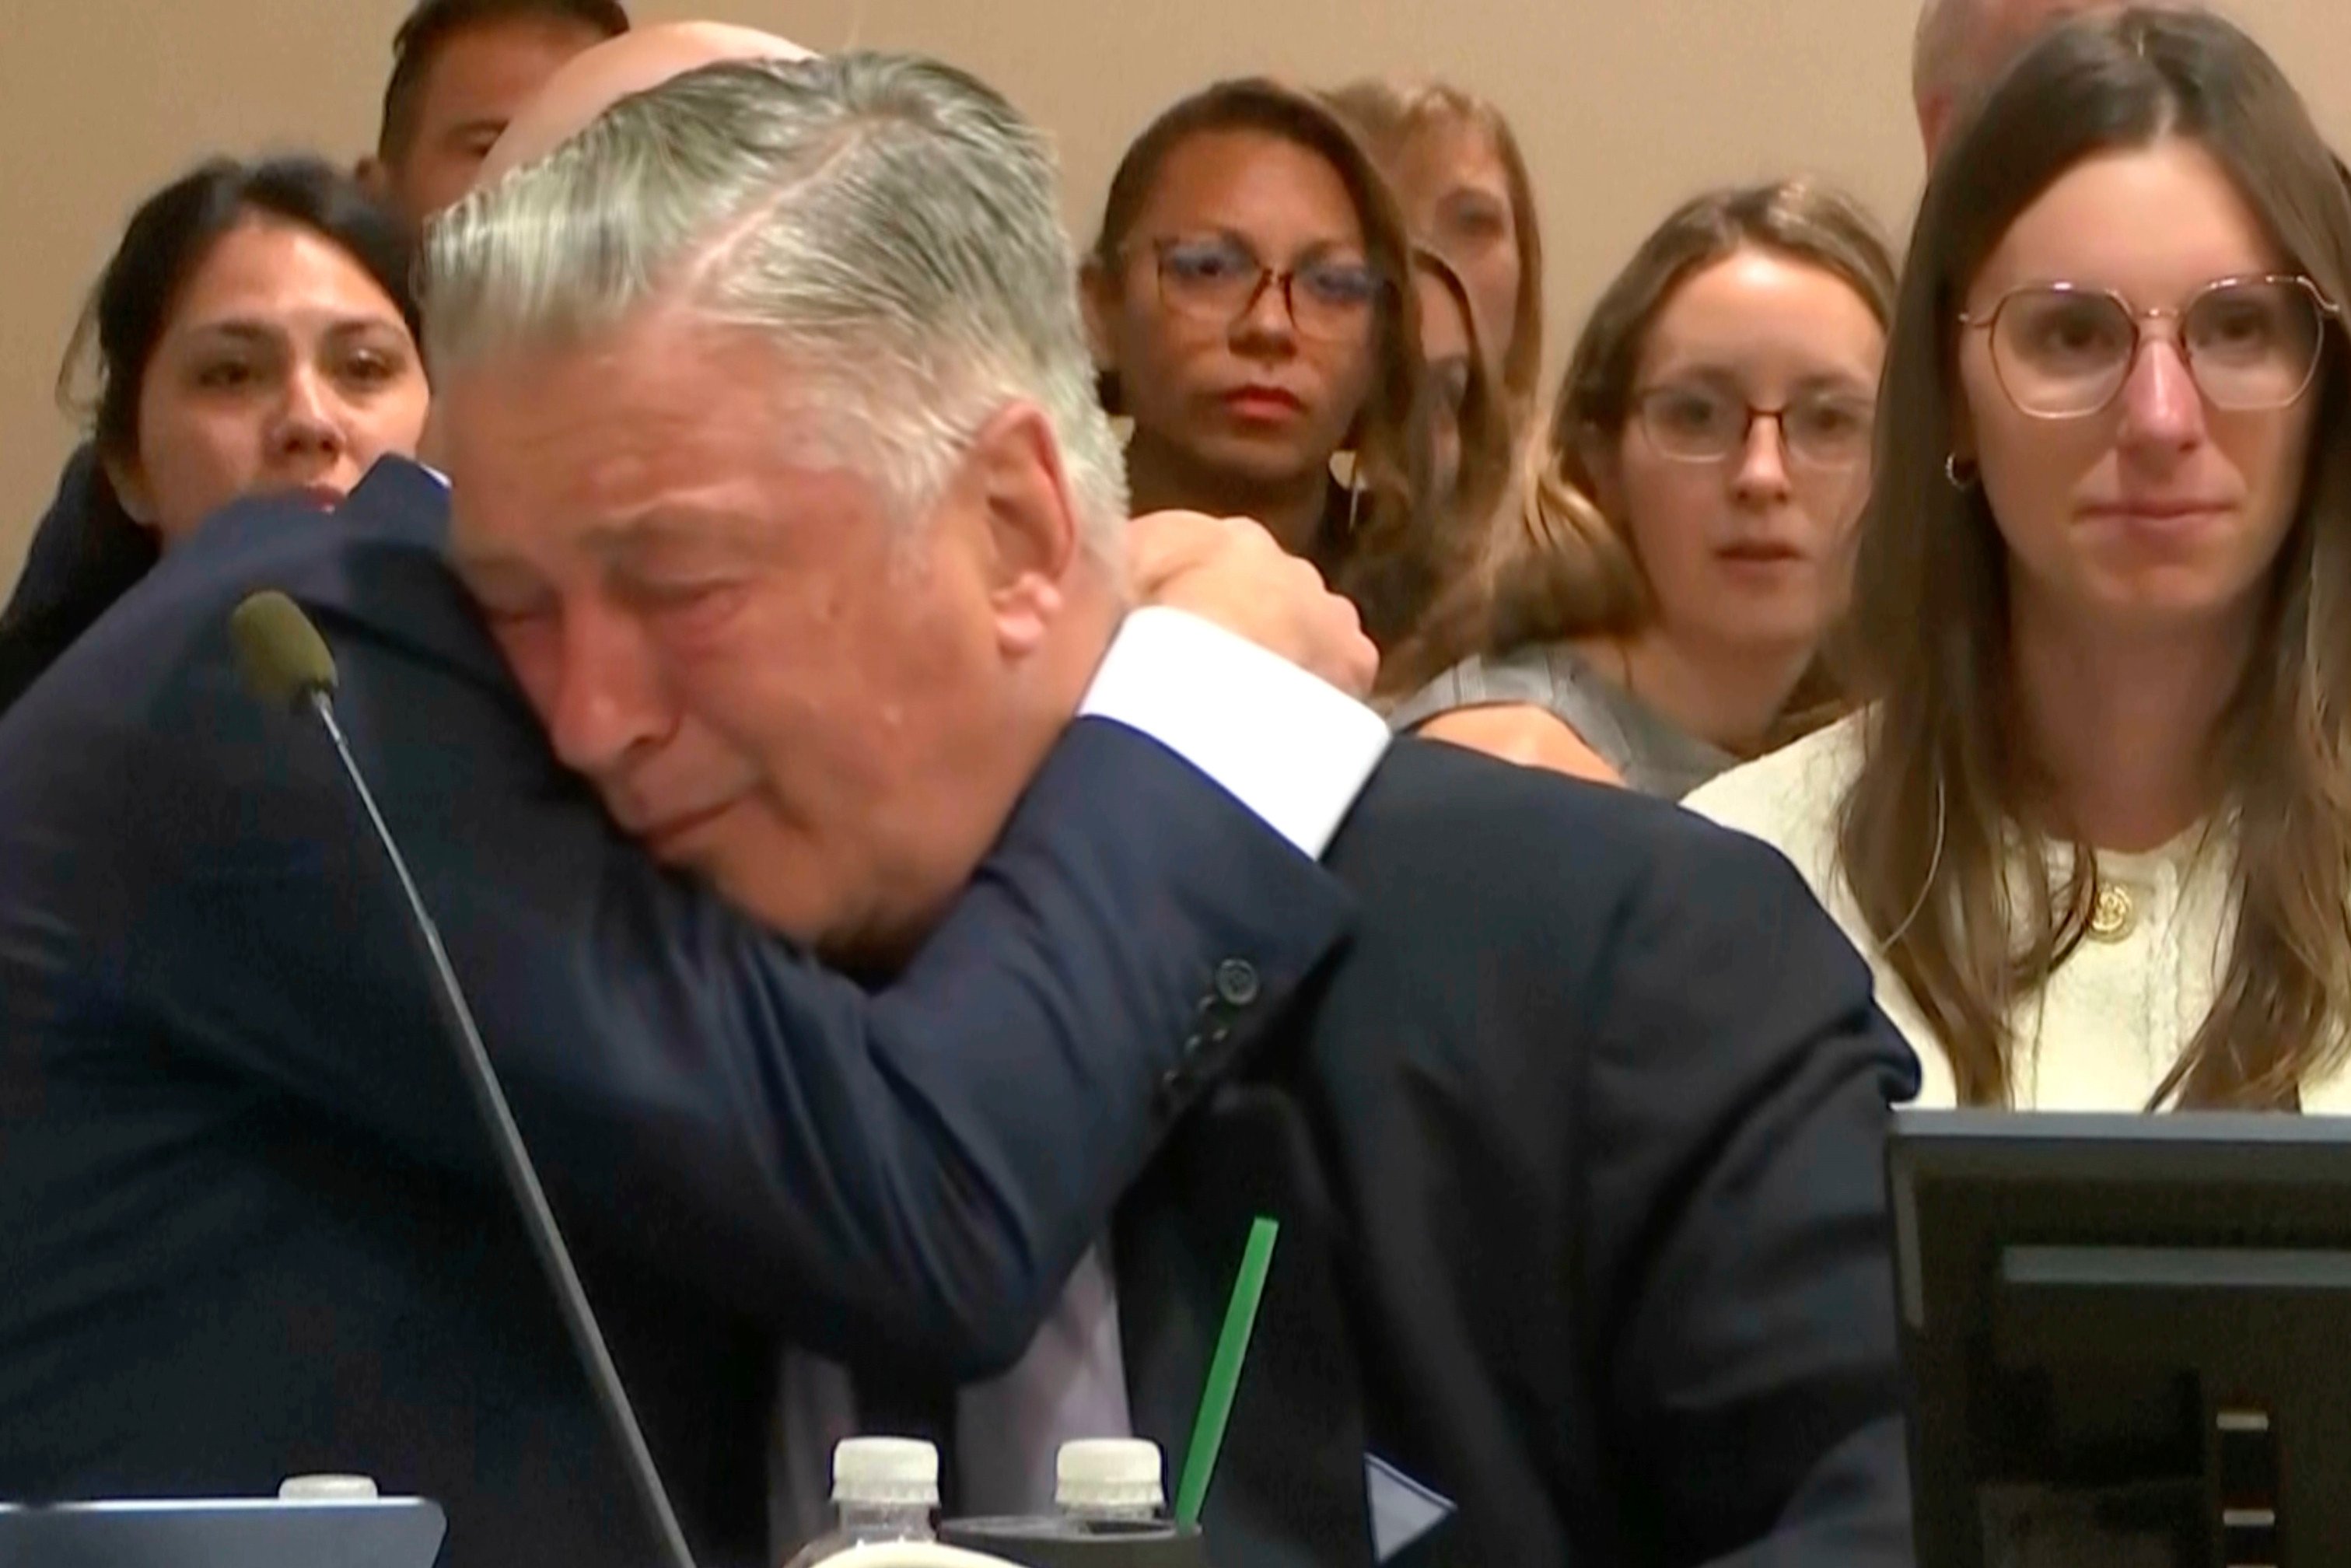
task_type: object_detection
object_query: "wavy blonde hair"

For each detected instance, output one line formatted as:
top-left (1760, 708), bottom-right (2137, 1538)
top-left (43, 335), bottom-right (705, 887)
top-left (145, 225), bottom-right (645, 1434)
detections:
top-left (1324, 76), bottom-right (1545, 427)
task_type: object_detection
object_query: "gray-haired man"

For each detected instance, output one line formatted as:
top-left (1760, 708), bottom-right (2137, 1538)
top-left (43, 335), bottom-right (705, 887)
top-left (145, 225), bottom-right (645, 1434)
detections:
top-left (429, 53), bottom-right (1919, 1565)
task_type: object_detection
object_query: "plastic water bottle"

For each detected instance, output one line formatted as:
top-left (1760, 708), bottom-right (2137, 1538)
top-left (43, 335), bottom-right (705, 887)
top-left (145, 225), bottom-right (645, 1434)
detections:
top-left (782, 1437), bottom-right (940, 1566)
top-left (1055, 1439), bottom-right (1166, 1529)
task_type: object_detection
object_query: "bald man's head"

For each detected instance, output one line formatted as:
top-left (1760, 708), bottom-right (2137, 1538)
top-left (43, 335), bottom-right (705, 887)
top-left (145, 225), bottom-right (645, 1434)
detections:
top-left (1914, 0), bottom-right (2122, 159)
top-left (478, 19), bottom-right (812, 183)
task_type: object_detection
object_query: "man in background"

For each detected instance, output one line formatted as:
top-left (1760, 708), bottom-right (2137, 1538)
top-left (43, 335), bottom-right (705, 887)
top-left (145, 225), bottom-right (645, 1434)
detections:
top-left (359, 0), bottom-right (629, 225)
top-left (1912, 0), bottom-right (2116, 157)
top-left (1913, 3), bottom-right (2340, 184)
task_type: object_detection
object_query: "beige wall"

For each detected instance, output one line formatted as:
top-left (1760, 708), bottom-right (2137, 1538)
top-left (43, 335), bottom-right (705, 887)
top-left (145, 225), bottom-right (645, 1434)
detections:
top-left (5, 0), bottom-right (2349, 589)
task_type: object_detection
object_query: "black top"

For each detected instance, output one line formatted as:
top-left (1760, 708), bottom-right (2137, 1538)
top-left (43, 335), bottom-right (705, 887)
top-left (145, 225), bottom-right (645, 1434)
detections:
top-left (0, 443), bottom-right (157, 719)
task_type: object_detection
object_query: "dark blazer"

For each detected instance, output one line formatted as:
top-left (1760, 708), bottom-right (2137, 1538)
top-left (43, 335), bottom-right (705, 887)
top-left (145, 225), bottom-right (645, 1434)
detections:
top-left (0, 460), bottom-right (1352, 1568)
top-left (1114, 740), bottom-right (1922, 1566)
top-left (0, 442), bottom-right (156, 716)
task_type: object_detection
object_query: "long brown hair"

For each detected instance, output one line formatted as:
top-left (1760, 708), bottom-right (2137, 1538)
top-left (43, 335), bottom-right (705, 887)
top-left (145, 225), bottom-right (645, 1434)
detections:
top-left (1088, 77), bottom-right (1438, 652)
top-left (1388, 179), bottom-right (1895, 712)
top-left (1375, 247), bottom-right (1517, 700)
top-left (1412, 248), bottom-right (1514, 534)
top-left (1838, 6), bottom-right (2351, 1108)
top-left (1324, 76), bottom-right (1546, 427)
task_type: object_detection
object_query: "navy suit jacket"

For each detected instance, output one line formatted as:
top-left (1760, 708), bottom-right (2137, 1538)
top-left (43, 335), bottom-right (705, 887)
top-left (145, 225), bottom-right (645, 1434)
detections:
top-left (1112, 744), bottom-right (1922, 1566)
top-left (0, 443), bottom-right (154, 716)
top-left (0, 460), bottom-right (1352, 1566)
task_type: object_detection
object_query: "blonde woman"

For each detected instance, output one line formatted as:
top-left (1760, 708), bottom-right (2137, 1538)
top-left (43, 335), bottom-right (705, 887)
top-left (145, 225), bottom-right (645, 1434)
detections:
top-left (1327, 75), bottom-right (1545, 432)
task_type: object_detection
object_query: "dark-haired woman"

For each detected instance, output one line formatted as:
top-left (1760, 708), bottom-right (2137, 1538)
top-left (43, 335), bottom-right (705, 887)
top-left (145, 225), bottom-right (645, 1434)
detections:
top-left (1082, 79), bottom-right (1442, 657)
top-left (0, 156), bottom-right (425, 716)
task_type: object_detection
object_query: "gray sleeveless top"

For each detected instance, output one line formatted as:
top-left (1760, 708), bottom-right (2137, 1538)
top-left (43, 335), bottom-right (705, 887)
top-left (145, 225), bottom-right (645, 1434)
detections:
top-left (1387, 642), bottom-right (1734, 800)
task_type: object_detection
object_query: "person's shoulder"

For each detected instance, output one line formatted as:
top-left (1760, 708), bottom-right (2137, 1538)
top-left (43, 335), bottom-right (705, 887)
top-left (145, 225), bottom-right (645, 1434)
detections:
top-left (0, 460), bottom-right (478, 747)
top-left (1683, 711), bottom-right (1863, 860)
top-left (188, 457), bottom-right (449, 578)
top-left (151, 461), bottom-right (465, 643)
top-left (1413, 702), bottom-right (1625, 785)
top-left (1343, 732), bottom-right (1801, 906)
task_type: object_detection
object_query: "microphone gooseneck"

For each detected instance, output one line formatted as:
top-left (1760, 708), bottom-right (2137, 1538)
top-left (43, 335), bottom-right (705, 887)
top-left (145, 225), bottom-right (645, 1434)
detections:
top-left (229, 590), bottom-right (338, 712)
top-left (228, 590), bottom-right (700, 1568)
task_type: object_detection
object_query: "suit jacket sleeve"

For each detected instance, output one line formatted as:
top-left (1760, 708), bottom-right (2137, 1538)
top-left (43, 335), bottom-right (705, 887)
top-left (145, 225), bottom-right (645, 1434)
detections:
top-left (1580, 818), bottom-right (1921, 1567)
top-left (102, 532), bottom-right (1354, 1382)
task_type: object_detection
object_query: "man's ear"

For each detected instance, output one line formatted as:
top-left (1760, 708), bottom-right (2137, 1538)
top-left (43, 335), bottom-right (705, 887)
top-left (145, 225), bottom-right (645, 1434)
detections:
top-left (355, 153), bottom-right (390, 201)
top-left (101, 450), bottom-right (157, 530)
top-left (961, 402), bottom-right (1082, 658)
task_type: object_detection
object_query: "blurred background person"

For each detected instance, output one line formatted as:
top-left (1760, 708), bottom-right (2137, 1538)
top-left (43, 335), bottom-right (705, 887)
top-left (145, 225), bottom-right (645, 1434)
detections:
top-left (357, 0), bottom-right (630, 226)
top-left (1083, 78), bottom-right (1441, 653)
top-left (1411, 246), bottom-right (1514, 531)
top-left (1914, 0), bottom-right (2115, 159)
top-left (1374, 246), bottom-right (1517, 703)
top-left (0, 157), bottom-right (424, 716)
top-left (1389, 179), bottom-right (1894, 796)
top-left (1689, 8), bottom-right (2351, 1112)
top-left (1327, 75), bottom-right (1545, 432)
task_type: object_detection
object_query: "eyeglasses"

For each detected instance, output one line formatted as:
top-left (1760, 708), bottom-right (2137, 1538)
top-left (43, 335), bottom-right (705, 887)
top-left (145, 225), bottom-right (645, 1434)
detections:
top-left (1144, 233), bottom-right (1384, 344)
top-left (1959, 275), bottom-right (2339, 419)
top-left (1630, 384), bottom-right (1877, 469)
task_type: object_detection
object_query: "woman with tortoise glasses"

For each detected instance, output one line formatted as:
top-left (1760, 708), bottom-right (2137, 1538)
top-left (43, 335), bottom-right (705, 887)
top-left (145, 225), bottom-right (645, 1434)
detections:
top-left (1083, 78), bottom-right (1440, 656)
top-left (1689, 6), bottom-right (2351, 1115)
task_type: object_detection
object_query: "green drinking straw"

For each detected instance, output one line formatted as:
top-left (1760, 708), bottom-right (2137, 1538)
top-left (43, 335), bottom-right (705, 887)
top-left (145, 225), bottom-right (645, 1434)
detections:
top-left (1173, 1215), bottom-right (1282, 1528)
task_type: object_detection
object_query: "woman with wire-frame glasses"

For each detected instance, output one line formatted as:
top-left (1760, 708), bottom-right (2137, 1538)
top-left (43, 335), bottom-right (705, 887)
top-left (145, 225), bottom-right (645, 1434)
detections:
top-left (1689, 5), bottom-right (2351, 1113)
top-left (1386, 178), bottom-right (1894, 798)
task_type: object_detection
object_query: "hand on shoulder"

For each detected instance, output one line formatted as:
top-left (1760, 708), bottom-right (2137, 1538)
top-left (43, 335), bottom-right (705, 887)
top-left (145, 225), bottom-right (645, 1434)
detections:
top-left (1128, 510), bottom-right (1377, 698)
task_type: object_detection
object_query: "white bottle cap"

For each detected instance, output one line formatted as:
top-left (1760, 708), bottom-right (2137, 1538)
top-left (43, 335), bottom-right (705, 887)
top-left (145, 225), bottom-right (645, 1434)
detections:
top-left (1055, 1439), bottom-right (1165, 1514)
top-left (278, 1475), bottom-right (380, 1501)
top-left (832, 1437), bottom-right (941, 1507)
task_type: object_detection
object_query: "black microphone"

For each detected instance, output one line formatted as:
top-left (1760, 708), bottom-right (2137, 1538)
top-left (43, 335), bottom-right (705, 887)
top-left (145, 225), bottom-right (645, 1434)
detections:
top-left (228, 590), bottom-right (699, 1568)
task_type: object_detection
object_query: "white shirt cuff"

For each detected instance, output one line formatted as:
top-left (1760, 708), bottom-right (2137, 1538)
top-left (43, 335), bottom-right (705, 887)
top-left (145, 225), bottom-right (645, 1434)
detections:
top-left (1079, 606), bottom-right (1390, 858)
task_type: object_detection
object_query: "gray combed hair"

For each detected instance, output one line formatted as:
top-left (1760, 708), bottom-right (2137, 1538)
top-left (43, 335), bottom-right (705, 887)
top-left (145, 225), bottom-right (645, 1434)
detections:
top-left (422, 51), bottom-right (1128, 550)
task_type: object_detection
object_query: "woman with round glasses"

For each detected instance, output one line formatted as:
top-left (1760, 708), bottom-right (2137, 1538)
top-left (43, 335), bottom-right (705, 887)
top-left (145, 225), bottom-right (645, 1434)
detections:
top-left (1083, 79), bottom-right (1440, 654)
top-left (1688, 6), bottom-right (2351, 1111)
top-left (1387, 180), bottom-right (1894, 796)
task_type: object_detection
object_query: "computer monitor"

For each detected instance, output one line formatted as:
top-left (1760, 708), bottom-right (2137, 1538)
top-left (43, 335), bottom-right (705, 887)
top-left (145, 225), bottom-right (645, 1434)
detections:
top-left (0, 1496), bottom-right (447, 1568)
top-left (1891, 1110), bottom-right (2351, 1568)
